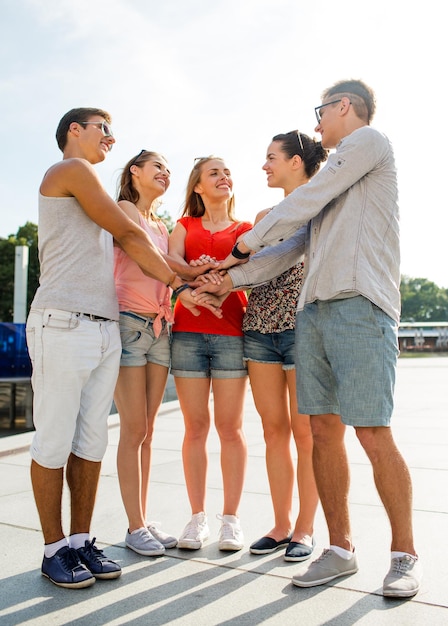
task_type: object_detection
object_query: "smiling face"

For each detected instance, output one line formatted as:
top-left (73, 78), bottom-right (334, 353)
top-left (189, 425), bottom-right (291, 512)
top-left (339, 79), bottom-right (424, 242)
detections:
top-left (194, 158), bottom-right (233, 203)
top-left (72, 116), bottom-right (115, 163)
top-left (132, 155), bottom-right (171, 199)
top-left (262, 141), bottom-right (295, 190)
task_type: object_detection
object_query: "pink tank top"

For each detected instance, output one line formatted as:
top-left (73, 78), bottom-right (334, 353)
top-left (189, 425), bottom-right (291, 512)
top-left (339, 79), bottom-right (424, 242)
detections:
top-left (114, 213), bottom-right (174, 336)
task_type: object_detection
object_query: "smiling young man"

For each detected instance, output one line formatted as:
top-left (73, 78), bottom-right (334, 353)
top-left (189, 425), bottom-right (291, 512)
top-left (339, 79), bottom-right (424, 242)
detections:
top-left (201, 80), bottom-right (422, 598)
top-left (26, 108), bottom-right (220, 589)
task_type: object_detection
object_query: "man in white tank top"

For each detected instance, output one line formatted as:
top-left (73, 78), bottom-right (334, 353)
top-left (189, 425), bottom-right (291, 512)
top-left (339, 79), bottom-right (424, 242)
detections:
top-left (26, 107), bottom-right (222, 589)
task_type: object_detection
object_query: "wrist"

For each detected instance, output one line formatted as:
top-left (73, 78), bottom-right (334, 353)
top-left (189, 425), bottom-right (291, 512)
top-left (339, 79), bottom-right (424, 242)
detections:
top-left (166, 272), bottom-right (178, 288)
top-left (170, 276), bottom-right (184, 291)
top-left (173, 283), bottom-right (191, 297)
top-left (224, 273), bottom-right (234, 290)
top-left (231, 242), bottom-right (250, 259)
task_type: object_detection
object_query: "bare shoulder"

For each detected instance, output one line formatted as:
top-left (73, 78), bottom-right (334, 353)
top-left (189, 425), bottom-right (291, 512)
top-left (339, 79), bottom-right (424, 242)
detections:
top-left (117, 200), bottom-right (140, 224)
top-left (254, 207), bottom-right (271, 225)
top-left (168, 221), bottom-right (187, 254)
top-left (169, 221), bottom-right (187, 237)
top-left (40, 158), bottom-right (99, 197)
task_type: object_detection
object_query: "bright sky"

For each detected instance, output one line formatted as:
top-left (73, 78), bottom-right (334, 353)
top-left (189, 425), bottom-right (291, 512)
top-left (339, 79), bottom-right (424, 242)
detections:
top-left (1, 0), bottom-right (446, 287)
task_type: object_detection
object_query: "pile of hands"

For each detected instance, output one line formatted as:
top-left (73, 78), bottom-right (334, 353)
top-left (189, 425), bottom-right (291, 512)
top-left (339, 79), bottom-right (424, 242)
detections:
top-left (178, 250), bottom-right (248, 319)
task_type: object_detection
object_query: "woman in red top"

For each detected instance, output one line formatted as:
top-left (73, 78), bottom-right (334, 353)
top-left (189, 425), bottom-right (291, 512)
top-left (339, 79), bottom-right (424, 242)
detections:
top-left (169, 156), bottom-right (251, 551)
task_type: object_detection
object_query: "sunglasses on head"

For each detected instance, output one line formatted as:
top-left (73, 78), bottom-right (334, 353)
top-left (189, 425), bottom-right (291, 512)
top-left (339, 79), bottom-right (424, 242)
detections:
top-left (130, 149), bottom-right (147, 167)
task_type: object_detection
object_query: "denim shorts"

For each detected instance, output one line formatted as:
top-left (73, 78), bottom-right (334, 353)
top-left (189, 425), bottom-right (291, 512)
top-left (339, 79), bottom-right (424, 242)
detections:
top-left (119, 311), bottom-right (170, 368)
top-left (243, 329), bottom-right (295, 371)
top-left (295, 296), bottom-right (399, 426)
top-left (26, 308), bottom-right (121, 468)
top-left (171, 332), bottom-right (247, 379)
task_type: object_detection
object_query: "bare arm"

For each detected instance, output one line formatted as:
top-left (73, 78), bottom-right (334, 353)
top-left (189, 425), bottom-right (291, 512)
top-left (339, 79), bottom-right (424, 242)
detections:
top-left (116, 202), bottom-right (218, 280)
top-left (42, 159), bottom-right (175, 283)
top-left (42, 159), bottom-right (222, 317)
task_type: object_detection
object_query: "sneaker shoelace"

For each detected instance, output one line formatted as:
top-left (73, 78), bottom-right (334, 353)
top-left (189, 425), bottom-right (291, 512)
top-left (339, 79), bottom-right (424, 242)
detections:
top-left (184, 519), bottom-right (204, 539)
top-left (81, 537), bottom-right (106, 563)
top-left (148, 522), bottom-right (161, 531)
top-left (61, 547), bottom-right (85, 572)
top-left (390, 555), bottom-right (415, 574)
top-left (220, 522), bottom-right (237, 540)
top-left (313, 548), bottom-right (332, 563)
top-left (148, 522), bottom-right (164, 536)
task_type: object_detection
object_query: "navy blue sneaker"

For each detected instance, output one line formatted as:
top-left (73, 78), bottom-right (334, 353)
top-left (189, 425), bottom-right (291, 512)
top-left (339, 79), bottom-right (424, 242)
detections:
top-left (284, 536), bottom-right (316, 562)
top-left (42, 546), bottom-right (95, 588)
top-left (77, 538), bottom-right (122, 579)
top-left (250, 534), bottom-right (293, 555)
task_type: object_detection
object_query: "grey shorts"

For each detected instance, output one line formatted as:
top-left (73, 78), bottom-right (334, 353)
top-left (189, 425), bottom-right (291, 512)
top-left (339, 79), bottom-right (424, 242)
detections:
top-left (295, 296), bottom-right (399, 426)
top-left (119, 311), bottom-right (170, 368)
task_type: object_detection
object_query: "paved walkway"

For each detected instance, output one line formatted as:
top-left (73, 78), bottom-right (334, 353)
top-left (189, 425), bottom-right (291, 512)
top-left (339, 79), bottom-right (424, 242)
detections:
top-left (0, 357), bottom-right (447, 625)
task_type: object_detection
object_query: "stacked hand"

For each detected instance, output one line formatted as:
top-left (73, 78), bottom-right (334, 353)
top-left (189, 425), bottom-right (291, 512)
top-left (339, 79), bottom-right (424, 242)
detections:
top-left (178, 287), bottom-right (223, 318)
top-left (190, 272), bottom-right (234, 306)
top-left (175, 249), bottom-right (248, 314)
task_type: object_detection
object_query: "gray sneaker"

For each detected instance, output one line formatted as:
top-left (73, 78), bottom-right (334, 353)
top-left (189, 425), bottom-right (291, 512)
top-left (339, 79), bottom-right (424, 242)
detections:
top-left (383, 555), bottom-right (422, 597)
top-left (292, 548), bottom-right (358, 587)
top-left (147, 522), bottom-right (178, 549)
top-left (125, 528), bottom-right (165, 556)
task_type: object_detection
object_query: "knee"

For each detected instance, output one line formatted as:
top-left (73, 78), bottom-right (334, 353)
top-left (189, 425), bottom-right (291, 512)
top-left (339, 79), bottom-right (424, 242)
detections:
top-left (291, 417), bottom-right (313, 451)
top-left (216, 421), bottom-right (244, 443)
top-left (310, 415), bottom-right (344, 447)
top-left (120, 424), bottom-right (149, 448)
top-left (142, 429), bottom-right (154, 449)
top-left (185, 421), bottom-right (209, 441)
top-left (262, 421), bottom-right (291, 447)
top-left (355, 426), bottom-right (393, 459)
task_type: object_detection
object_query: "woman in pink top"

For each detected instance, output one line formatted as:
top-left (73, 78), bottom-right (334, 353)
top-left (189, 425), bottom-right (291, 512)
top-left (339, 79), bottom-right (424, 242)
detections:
top-left (113, 150), bottom-right (221, 558)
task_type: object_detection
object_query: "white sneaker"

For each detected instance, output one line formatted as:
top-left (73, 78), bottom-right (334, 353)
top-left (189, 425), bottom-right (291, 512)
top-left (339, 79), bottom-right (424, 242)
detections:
top-left (217, 514), bottom-right (244, 551)
top-left (177, 513), bottom-right (210, 550)
top-left (125, 528), bottom-right (165, 556)
top-left (147, 522), bottom-right (178, 549)
top-left (383, 554), bottom-right (422, 597)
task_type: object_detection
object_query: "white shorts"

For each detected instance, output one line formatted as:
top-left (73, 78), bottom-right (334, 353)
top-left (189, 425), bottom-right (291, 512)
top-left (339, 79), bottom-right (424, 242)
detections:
top-left (26, 308), bottom-right (121, 468)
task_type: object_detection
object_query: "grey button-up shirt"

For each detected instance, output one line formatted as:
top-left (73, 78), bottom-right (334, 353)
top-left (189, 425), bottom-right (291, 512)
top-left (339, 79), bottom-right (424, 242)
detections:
top-left (229, 126), bottom-right (401, 323)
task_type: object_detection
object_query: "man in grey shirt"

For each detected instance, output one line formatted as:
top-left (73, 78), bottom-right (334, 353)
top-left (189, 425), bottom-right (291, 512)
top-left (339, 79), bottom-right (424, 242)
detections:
top-left (195, 79), bottom-right (421, 598)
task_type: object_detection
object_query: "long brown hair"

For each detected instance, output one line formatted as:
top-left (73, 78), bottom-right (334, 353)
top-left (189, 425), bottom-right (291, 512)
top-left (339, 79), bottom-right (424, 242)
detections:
top-left (116, 150), bottom-right (167, 210)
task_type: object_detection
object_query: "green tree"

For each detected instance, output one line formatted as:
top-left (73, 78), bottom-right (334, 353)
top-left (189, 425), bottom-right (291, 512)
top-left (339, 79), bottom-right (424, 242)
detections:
top-left (400, 276), bottom-right (448, 322)
top-left (156, 208), bottom-right (175, 233)
top-left (0, 222), bottom-right (39, 322)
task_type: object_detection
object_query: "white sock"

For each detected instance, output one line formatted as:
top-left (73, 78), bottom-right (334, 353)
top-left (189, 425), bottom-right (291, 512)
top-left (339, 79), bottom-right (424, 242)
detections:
top-left (330, 545), bottom-right (354, 560)
top-left (44, 537), bottom-right (68, 558)
top-left (69, 532), bottom-right (90, 550)
top-left (391, 551), bottom-right (417, 560)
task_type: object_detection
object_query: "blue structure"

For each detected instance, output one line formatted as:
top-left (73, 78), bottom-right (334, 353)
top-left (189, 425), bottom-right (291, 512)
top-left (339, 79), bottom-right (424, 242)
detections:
top-left (0, 323), bottom-right (32, 378)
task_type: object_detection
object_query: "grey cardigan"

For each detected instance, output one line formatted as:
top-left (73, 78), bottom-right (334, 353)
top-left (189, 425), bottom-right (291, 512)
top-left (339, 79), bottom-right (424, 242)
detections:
top-left (229, 126), bottom-right (401, 323)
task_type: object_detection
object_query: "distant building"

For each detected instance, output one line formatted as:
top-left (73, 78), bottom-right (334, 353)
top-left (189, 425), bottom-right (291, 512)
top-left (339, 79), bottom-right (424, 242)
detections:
top-left (399, 322), bottom-right (448, 352)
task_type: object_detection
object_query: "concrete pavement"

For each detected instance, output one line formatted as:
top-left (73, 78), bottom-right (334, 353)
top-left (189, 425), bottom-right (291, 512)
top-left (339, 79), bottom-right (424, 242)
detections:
top-left (0, 357), bottom-right (447, 625)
